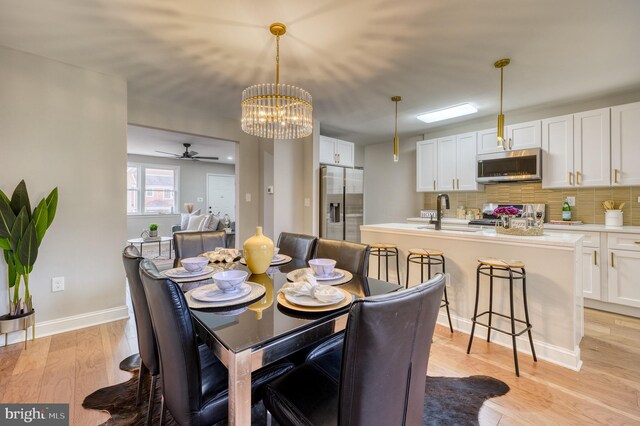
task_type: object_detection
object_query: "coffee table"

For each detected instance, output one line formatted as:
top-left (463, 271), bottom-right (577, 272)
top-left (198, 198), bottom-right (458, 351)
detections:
top-left (127, 236), bottom-right (172, 259)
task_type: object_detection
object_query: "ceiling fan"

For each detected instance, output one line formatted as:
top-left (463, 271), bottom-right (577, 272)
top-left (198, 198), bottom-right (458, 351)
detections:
top-left (155, 143), bottom-right (219, 161)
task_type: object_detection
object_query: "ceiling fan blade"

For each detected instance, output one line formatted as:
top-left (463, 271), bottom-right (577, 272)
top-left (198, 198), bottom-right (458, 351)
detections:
top-left (155, 150), bottom-right (180, 156)
top-left (188, 150), bottom-right (199, 157)
top-left (194, 156), bottom-right (219, 160)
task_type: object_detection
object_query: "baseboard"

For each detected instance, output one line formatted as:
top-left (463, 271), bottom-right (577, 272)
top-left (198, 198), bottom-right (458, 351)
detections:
top-left (2, 305), bottom-right (130, 346)
top-left (584, 299), bottom-right (640, 319)
top-left (436, 311), bottom-right (583, 372)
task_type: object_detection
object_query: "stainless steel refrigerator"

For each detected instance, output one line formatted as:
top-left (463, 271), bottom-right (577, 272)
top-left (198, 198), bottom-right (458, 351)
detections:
top-left (320, 165), bottom-right (364, 242)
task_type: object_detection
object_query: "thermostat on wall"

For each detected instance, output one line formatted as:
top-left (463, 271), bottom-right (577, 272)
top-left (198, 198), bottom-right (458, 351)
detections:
top-left (267, 186), bottom-right (274, 194)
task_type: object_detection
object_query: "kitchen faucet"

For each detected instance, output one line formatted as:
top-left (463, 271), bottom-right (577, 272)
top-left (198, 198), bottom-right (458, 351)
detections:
top-left (430, 193), bottom-right (450, 230)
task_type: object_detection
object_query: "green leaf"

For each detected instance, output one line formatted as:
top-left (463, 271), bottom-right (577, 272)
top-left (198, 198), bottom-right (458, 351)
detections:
top-left (0, 237), bottom-right (10, 250)
top-left (10, 180), bottom-right (31, 220)
top-left (32, 199), bottom-right (48, 245)
top-left (46, 187), bottom-right (58, 228)
top-left (17, 222), bottom-right (38, 268)
top-left (9, 207), bottom-right (29, 251)
top-left (0, 191), bottom-right (16, 238)
top-left (4, 252), bottom-right (17, 289)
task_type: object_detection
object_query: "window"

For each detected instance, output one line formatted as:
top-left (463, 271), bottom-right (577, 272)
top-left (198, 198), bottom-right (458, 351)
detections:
top-left (127, 163), bottom-right (179, 215)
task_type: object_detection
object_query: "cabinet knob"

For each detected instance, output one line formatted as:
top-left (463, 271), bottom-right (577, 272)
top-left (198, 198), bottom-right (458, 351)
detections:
top-left (576, 171), bottom-right (581, 185)
top-left (614, 168), bottom-right (620, 184)
top-left (611, 252), bottom-right (615, 268)
top-left (594, 250), bottom-right (597, 266)
top-left (568, 172), bottom-right (573, 185)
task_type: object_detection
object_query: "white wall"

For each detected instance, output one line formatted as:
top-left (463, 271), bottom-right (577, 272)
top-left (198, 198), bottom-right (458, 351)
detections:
top-left (126, 154), bottom-right (235, 239)
top-left (127, 96), bottom-right (261, 246)
top-left (273, 139), bottom-right (307, 239)
top-left (363, 136), bottom-right (423, 224)
top-left (0, 46), bottom-right (128, 323)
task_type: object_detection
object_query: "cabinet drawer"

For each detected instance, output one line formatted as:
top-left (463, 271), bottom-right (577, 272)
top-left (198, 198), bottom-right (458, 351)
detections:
top-left (608, 233), bottom-right (640, 251)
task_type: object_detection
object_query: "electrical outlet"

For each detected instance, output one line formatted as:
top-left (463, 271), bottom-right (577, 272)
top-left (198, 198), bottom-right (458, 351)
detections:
top-left (197, 197), bottom-right (204, 202)
top-left (637, 196), bottom-right (640, 203)
top-left (304, 198), bottom-right (311, 207)
top-left (245, 193), bottom-right (252, 202)
top-left (52, 276), bottom-right (65, 292)
top-left (444, 273), bottom-right (452, 287)
top-left (567, 196), bottom-right (576, 207)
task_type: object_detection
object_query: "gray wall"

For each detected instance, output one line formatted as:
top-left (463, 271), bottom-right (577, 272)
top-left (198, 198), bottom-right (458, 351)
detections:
top-left (363, 136), bottom-right (423, 224)
top-left (126, 154), bottom-right (235, 239)
top-left (0, 46), bottom-right (127, 322)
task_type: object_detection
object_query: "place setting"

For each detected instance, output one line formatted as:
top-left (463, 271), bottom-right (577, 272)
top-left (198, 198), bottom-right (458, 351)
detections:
top-left (240, 247), bottom-right (292, 267)
top-left (162, 256), bottom-right (223, 283)
top-left (277, 271), bottom-right (354, 314)
top-left (185, 270), bottom-right (266, 312)
top-left (286, 258), bottom-right (353, 286)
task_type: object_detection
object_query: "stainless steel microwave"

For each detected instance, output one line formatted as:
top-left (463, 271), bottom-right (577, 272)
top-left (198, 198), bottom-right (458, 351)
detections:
top-left (476, 148), bottom-right (542, 183)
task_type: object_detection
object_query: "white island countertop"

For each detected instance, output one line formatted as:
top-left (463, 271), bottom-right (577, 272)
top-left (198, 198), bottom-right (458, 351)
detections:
top-left (361, 222), bottom-right (585, 371)
top-left (364, 222), bottom-right (584, 248)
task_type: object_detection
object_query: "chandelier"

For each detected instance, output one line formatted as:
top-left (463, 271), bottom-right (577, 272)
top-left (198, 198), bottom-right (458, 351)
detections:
top-left (241, 23), bottom-right (313, 139)
top-left (494, 58), bottom-right (510, 147)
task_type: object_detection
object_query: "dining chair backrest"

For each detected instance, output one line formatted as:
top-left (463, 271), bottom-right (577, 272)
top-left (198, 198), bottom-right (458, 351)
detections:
top-left (173, 230), bottom-right (226, 267)
top-left (314, 238), bottom-right (371, 275)
top-left (339, 274), bottom-right (445, 425)
top-left (139, 259), bottom-right (203, 425)
top-left (122, 246), bottom-right (159, 376)
top-left (277, 232), bottom-right (317, 262)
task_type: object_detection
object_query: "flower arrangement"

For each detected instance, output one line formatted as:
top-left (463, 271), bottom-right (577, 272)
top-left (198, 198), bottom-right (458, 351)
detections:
top-left (493, 206), bottom-right (521, 217)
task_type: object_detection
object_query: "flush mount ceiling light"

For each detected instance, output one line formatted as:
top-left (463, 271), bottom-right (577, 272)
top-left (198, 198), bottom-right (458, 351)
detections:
top-left (416, 103), bottom-right (478, 124)
top-left (494, 58), bottom-right (511, 147)
top-left (241, 23), bottom-right (313, 139)
top-left (392, 96), bottom-right (401, 162)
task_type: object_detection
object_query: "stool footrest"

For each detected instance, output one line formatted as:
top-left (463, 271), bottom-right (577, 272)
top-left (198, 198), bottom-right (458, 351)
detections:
top-left (471, 311), bottom-right (532, 337)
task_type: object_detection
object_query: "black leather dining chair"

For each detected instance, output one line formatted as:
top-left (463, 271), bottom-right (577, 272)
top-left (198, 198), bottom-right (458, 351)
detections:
top-left (313, 238), bottom-right (371, 275)
top-left (173, 230), bottom-right (226, 268)
top-left (139, 259), bottom-right (294, 425)
top-left (264, 274), bottom-right (445, 426)
top-left (277, 232), bottom-right (317, 262)
top-left (121, 246), bottom-right (160, 425)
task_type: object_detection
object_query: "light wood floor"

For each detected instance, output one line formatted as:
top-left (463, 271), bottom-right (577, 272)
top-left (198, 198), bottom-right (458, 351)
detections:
top-left (1, 308), bottom-right (639, 425)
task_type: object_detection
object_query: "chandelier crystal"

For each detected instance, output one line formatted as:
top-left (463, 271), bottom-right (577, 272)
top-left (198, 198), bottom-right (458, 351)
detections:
top-left (241, 23), bottom-right (313, 139)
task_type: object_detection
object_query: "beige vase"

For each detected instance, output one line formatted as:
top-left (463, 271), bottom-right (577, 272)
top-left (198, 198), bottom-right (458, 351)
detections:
top-left (243, 226), bottom-right (274, 274)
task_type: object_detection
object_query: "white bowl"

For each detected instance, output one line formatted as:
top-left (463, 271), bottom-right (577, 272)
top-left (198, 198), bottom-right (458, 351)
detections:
top-left (273, 247), bottom-right (280, 260)
top-left (213, 270), bottom-right (249, 293)
top-left (308, 258), bottom-right (337, 277)
top-left (181, 257), bottom-right (210, 272)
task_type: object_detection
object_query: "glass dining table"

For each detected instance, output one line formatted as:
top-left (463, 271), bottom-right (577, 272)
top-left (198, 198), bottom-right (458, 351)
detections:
top-left (188, 259), bottom-right (401, 424)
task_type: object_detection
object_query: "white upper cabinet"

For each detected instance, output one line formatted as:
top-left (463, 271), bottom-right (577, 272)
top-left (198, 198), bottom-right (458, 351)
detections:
top-left (611, 101), bottom-right (640, 186)
top-left (477, 128), bottom-right (501, 154)
top-left (320, 135), bottom-right (355, 167)
top-left (416, 140), bottom-right (437, 192)
top-left (436, 136), bottom-right (456, 191)
top-left (506, 120), bottom-right (542, 151)
top-left (574, 108), bottom-right (610, 187)
top-left (456, 132), bottom-right (481, 191)
top-left (542, 114), bottom-right (574, 188)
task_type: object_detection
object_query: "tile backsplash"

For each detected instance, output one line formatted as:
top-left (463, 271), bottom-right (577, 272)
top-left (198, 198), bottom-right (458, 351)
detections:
top-left (423, 183), bottom-right (640, 226)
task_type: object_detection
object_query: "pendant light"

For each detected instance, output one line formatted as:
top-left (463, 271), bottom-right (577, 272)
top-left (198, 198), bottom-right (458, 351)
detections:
top-left (494, 58), bottom-right (510, 148)
top-left (392, 96), bottom-right (401, 162)
top-left (241, 23), bottom-right (313, 139)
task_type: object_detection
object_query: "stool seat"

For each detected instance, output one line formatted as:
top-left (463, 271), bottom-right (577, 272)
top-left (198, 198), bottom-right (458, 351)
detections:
top-left (371, 243), bottom-right (397, 249)
top-left (477, 257), bottom-right (525, 269)
top-left (408, 248), bottom-right (443, 257)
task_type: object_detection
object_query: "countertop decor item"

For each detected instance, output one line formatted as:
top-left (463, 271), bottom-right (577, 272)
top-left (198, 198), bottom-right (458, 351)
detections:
top-left (241, 22), bottom-right (313, 139)
top-left (602, 200), bottom-right (624, 227)
top-left (149, 223), bottom-right (158, 238)
top-left (243, 226), bottom-right (274, 274)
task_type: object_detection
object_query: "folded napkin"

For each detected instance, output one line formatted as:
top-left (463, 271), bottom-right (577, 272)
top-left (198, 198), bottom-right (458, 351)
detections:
top-left (280, 273), bottom-right (342, 303)
top-left (201, 248), bottom-right (241, 263)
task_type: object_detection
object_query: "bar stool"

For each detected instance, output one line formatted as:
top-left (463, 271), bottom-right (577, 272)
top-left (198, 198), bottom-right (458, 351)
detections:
top-left (467, 257), bottom-right (537, 376)
top-left (406, 248), bottom-right (453, 333)
top-left (369, 243), bottom-right (400, 284)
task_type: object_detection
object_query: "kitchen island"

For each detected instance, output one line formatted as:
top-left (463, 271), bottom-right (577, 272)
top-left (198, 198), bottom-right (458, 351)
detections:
top-left (361, 223), bottom-right (584, 371)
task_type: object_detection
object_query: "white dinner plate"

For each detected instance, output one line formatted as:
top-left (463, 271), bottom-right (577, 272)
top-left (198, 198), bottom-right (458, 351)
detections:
top-left (239, 254), bottom-right (292, 267)
top-left (185, 282), bottom-right (266, 310)
top-left (284, 290), bottom-right (346, 307)
top-left (313, 270), bottom-right (345, 281)
top-left (190, 283), bottom-right (252, 302)
top-left (163, 265), bottom-right (215, 279)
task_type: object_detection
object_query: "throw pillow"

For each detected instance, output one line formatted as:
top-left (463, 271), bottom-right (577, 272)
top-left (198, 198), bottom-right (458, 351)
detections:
top-left (198, 214), bottom-right (213, 231)
top-left (180, 209), bottom-right (202, 230)
top-left (186, 214), bottom-right (206, 231)
top-left (208, 215), bottom-right (220, 231)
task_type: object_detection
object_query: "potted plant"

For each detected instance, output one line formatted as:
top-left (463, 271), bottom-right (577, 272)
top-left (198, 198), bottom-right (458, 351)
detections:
top-left (149, 223), bottom-right (158, 238)
top-left (0, 180), bottom-right (58, 343)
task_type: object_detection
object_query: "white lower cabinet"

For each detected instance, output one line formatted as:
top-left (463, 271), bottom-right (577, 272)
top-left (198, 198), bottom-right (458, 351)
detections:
top-left (608, 249), bottom-right (640, 308)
